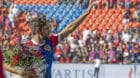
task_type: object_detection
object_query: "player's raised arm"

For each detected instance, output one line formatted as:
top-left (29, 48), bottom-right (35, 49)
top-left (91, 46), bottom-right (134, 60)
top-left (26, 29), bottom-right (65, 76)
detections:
top-left (59, 5), bottom-right (92, 40)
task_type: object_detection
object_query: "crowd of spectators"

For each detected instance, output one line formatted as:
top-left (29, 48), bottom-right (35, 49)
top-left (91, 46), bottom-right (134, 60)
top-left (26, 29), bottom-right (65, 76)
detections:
top-left (54, 27), bottom-right (140, 64)
top-left (0, 0), bottom-right (13, 8)
top-left (0, 1), bottom-right (139, 65)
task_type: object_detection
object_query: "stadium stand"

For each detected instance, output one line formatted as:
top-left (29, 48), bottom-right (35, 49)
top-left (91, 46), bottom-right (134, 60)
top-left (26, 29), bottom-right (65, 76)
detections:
top-left (0, 0), bottom-right (140, 64)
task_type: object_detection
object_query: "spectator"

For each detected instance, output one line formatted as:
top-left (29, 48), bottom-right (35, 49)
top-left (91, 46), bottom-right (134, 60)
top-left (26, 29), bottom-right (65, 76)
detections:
top-left (119, 0), bottom-right (125, 8)
top-left (112, 0), bottom-right (117, 8)
top-left (89, 45), bottom-right (96, 62)
top-left (116, 44), bottom-right (123, 64)
top-left (11, 4), bottom-right (20, 18)
top-left (129, 49), bottom-right (136, 63)
top-left (122, 29), bottom-right (132, 43)
top-left (136, 52), bottom-right (140, 63)
top-left (108, 47), bottom-right (116, 63)
top-left (99, 45), bottom-right (104, 59)
top-left (31, 10), bottom-right (38, 19)
top-left (113, 32), bottom-right (120, 47)
top-left (133, 7), bottom-right (140, 22)
top-left (62, 40), bottom-right (70, 57)
top-left (106, 30), bottom-right (113, 42)
top-left (21, 32), bottom-right (29, 44)
top-left (91, 29), bottom-right (97, 39)
top-left (77, 0), bottom-right (83, 9)
top-left (72, 49), bottom-right (82, 63)
top-left (125, 0), bottom-right (131, 9)
top-left (55, 44), bottom-right (63, 59)
top-left (26, 11), bottom-right (32, 24)
top-left (106, 0), bottom-right (111, 9)
top-left (67, 34), bottom-right (74, 45)
top-left (50, 18), bottom-right (58, 33)
top-left (65, 54), bottom-right (72, 63)
top-left (90, 0), bottom-right (101, 9)
top-left (78, 35), bottom-right (85, 48)
top-left (94, 54), bottom-right (101, 78)
top-left (58, 56), bottom-right (65, 63)
top-left (83, 0), bottom-right (90, 9)
top-left (82, 28), bottom-right (91, 45)
top-left (8, 11), bottom-right (15, 28)
top-left (123, 9), bottom-right (131, 24)
top-left (131, 29), bottom-right (139, 43)
top-left (6, 18), bottom-right (13, 35)
top-left (80, 56), bottom-right (88, 63)
top-left (99, 37), bottom-right (105, 45)
top-left (123, 56), bottom-right (130, 64)
top-left (1, 11), bottom-right (7, 28)
top-left (69, 40), bottom-right (78, 58)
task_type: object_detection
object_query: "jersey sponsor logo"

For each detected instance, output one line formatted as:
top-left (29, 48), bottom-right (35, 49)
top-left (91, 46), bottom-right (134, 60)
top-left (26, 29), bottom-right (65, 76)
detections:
top-left (44, 45), bottom-right (51, 52)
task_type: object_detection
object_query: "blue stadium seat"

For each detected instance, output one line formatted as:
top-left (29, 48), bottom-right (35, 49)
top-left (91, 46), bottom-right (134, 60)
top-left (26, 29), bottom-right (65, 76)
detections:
top-left (61, 11), bottom-right (66, 16)
top-left (49, 9), bottom-right (54, 14)
top-left (72, 16), bottom-right (76, 21)
top-left (57, 22), bottom-right (66, 32)
top-left (55, 12), bottom-right (60, 17)
top-left (73, 3), bottom-right (79, 9)
top-left (52, 7), bottom-right (57, 13)
top-left (55, 4), bottom-right (60, 9)
top-left (35, 5), bottom-right (41, 11)
top-left (56, 27), bottom-right (62, 33)
top-left (53, 6), bottom-right (58, 12)
top-left (57, 16), bottom-right (63, 23)
top-left (58, 8), bottom-right (63, 13)
top-left (63, 18), bottom-right (69, 24)
top-left (17, 4), bottom-right (22, 10)
top-left (52, 14), bottom-right (57, 19)
top-left (54, 15), bottom-right (60, 22)
top-left (72, 14), bottom-right (77, 19)
top-left (28, 5), bottom-right (35, 11)
top-left (37, 5), bottom-right (41, 9)
top-left (43, 10), bottom-right (49, 15)
top-left (61, 4), bottom-right (66, 8)
top-left (69, 11), bottom-right (75, 17)
top-left (22, 4), bottom-right (29, 11)
top-left (46, 7), bottom-right (52, 13)
top-left (65, 8), bottom-right (70, 12)
top-left (46, 13), bottom-right (52, 19)
top-left (67, 3), bottom-right (73, 8)
top-left (37, 9), bottom-right (43, 14)
top-left (82, 9), bottom-right (86, 13)
top-left (41, 5), bottom-right (47, 9)
top-left (46, 5), bottom-right (53, 11)
top-left (75, 11), bottom-right (81, 18)
top-left (82, 1), bottom-right (89, 9)
top-left (68, 19), bottom-right (73, 24)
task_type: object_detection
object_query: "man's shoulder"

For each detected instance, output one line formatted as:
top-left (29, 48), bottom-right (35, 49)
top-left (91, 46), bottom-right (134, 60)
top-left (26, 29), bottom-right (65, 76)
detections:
top-left (50, 34), bottom-right (58, 37)
top-left (25, 40), bottom-right (37, 46)
top-left (49, 34), bottom-right (59, 47)
top-left (49, 34), bottom-right (59, 40)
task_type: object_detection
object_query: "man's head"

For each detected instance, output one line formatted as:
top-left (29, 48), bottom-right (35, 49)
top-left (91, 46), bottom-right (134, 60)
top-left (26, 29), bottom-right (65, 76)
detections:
top-left (30, 15), bottom-right (51, 40)
top-left (30, 18), bottom-right (41, 35)
top-left (41, 23), bottom-right (51, 39)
